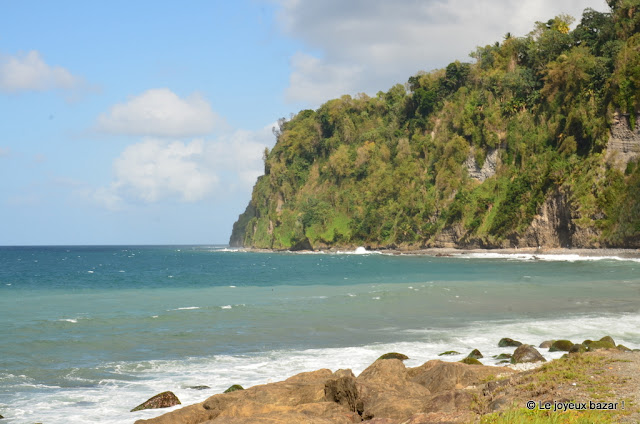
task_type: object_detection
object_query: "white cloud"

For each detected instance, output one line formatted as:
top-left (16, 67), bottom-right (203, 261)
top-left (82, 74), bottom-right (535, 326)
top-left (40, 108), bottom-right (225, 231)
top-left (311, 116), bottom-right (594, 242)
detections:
top-left (97, 88), bottom-right (225, 137)
top-left (277, 0), bottom-right (608, 105)
top-left (112, 139), bottom-right (218, 204)
top-left (0, 50), bottom-right (82, 93)
top-left (93, 124), bottom-right (275, 210)
top-left (205, 124), bottom-right (274, 189)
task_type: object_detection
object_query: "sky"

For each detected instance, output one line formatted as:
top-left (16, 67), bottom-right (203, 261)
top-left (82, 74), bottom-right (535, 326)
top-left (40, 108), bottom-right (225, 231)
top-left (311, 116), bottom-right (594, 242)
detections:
top-left (0, 0), bottom-right (608, 245)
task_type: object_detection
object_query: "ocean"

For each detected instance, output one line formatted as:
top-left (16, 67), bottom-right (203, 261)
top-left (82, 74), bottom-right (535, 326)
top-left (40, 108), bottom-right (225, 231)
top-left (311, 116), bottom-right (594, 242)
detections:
top-left (1, 245), bottom-right (639, 423)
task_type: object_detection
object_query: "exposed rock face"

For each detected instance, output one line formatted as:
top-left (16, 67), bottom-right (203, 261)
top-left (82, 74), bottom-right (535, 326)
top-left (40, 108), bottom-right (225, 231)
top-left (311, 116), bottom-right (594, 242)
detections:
top-left (356, 358), bottom-right (431, 420)
top-left (131, 391), bottom-right (181, 412)
top-left (229, 201), bottom-right (257, 247)
top-left (607, 112), bottom-right (640, 171)
top-left (465, 148), bottom-right (499, 182)
top-left (517, 189), bottom-right (599, 248)
top-left (136, 359), bottom-right (514, 424)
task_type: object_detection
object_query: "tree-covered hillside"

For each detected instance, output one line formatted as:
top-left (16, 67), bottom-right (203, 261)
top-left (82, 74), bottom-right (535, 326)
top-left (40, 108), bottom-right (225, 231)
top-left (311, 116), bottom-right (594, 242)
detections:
top-left (231, 0), bottom-right (640, 250)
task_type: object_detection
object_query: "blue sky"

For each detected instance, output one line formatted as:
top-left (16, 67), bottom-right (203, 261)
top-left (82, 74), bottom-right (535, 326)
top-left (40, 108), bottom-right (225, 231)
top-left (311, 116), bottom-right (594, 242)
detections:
top-left (0, 0), bottom-right (607, 245)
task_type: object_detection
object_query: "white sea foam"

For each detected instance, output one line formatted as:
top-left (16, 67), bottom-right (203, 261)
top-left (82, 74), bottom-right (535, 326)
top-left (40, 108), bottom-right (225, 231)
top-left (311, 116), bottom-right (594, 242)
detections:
top-left (457, 252), bottom-right (640, 263)
top-left (9, 313), bottom-right (640, 424)
top-left (168, 307), bottom-right (200, 311)
top-left (221, 305), bottom-right (232, 309)
top-left (87, 270), bottom-right (94, 274)
top-left (335, 246), bottom-right (382, 255)
top-left (59, 319), bottom-right (78, 323)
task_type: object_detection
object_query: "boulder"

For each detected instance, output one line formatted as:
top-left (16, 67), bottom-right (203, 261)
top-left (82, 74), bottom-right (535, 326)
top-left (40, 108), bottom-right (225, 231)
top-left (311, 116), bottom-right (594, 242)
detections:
top-left (568, 344), bottom-right (587, 354)
top-left (549, 340), bottom-right (574, 352)
top-left (377, 352), bottom-right (409, 361)
top-left (224, 384), bottom-right (244, 393)
top-left (511, 344), bottom-right (546, 364)
top-left (539, 340), bottom-right (555, 349)
top-left (585, 340), bottom-right (616, 351)
top-left (188, 385), bottom-right (210, 390)
top-left (617, 344), bottom-right (632, 352)
top-left (498, 338), bottom-right (522, 347)
top-left (493, 353), bottom-right (512, 360)
top-left (459, 357), bottom-right (482, 365)
top-left (131, 391), bottom-right (181, 412)
top-left (599, 336), bottom-right (616, 346)
top-left (438, 351), bottom-right (460, 356)
top-left (356, 358), bottom-right (431, 420)
top-left (467, 349), bottom-right (483, 359)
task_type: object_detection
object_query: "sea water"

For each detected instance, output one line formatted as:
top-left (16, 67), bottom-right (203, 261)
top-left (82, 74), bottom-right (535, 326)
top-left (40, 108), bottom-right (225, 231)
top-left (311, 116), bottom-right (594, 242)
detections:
top-left (1, 246), bottom-right (639, 423)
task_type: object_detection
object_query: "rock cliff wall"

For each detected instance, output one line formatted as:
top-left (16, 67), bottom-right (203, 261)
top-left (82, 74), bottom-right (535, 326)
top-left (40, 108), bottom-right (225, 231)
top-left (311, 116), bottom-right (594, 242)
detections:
top-left (607, 112), bottom-right (640, 170)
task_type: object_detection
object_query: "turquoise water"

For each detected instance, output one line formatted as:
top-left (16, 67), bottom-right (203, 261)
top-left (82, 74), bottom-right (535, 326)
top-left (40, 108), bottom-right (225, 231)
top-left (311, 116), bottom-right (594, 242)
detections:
top-left (1, 246), bottom-right (640, 423)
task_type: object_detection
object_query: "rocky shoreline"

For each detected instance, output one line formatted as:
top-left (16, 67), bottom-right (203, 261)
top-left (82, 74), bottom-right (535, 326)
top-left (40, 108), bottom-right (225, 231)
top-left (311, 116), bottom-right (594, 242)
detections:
top-left (132, 336), bottom-right (640, 424)
top-left (237, 245), bottom-right (640, 259)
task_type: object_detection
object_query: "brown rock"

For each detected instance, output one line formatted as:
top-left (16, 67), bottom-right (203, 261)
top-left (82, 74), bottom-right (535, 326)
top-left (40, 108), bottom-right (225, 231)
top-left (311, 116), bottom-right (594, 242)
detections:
top-left (408, 360), bottom-right (514, 394)
top-left (400, 411), bottom-right (471, 423)
top-left (357, 359), bottom-right (431, 420)
top-left (422, 390), bottom-right (475, 415)
top-left (324, 374), bottom-right (361, 414)
top-left (210, 402), bottom-right (361, 423)
top-left (511, 344), bottom-right (546, 364)
top-left (131, 391), bottom-right (181, 412)
top-left (539, 340), bottom-right (555, 349)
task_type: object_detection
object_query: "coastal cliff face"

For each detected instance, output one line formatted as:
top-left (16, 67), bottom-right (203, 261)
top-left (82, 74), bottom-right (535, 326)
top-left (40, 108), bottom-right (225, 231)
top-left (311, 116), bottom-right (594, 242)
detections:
top-left (607, 112), bottom-right (640, 171)
top-left (230, 3), bottom-right (640, 250)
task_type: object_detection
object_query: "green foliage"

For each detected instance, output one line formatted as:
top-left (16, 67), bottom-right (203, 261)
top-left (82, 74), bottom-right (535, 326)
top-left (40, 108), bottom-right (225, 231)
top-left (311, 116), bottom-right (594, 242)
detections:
top-left (231, 3), bottom-right (640, 250)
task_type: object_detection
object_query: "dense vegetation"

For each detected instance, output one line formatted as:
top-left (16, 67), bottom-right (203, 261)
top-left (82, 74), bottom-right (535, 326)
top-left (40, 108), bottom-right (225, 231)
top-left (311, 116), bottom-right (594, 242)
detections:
top-left (231, 0), bottom-right (640, 250)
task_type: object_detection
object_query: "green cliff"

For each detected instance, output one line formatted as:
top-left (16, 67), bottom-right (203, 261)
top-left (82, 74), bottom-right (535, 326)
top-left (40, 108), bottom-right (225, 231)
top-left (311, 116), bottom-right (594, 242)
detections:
top-left (231, 1), bottom-right (640, 250)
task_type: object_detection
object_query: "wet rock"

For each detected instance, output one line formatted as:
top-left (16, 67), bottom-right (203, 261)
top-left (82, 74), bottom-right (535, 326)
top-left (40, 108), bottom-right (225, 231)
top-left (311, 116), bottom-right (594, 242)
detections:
top-left (223, 384), bottom-right (244, 393)
top-left (188, 385), bottom-right (210, 390)
top-left (494, 353), bottom-right (512, 360)
top-left (498, 338), bottom-right (522, 347)
top-left (511, 344), bottom-right (546, 364)
top-left (617, 344), bottom-right (632, 352)
top-left (438, 350), bottom-right (460, 356)
top-left (377, 352), bottom-right (409, 361)
top-left (467, 349), bottom-right (483, 359)
top-left (131, 391), bottom-right (181, 412)
top-left (459, 357), bottom-right (482, 365)
top-left (539, 340), bottom-right (555, 349)
top-left (549, 340), bottom-right (574, 352)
